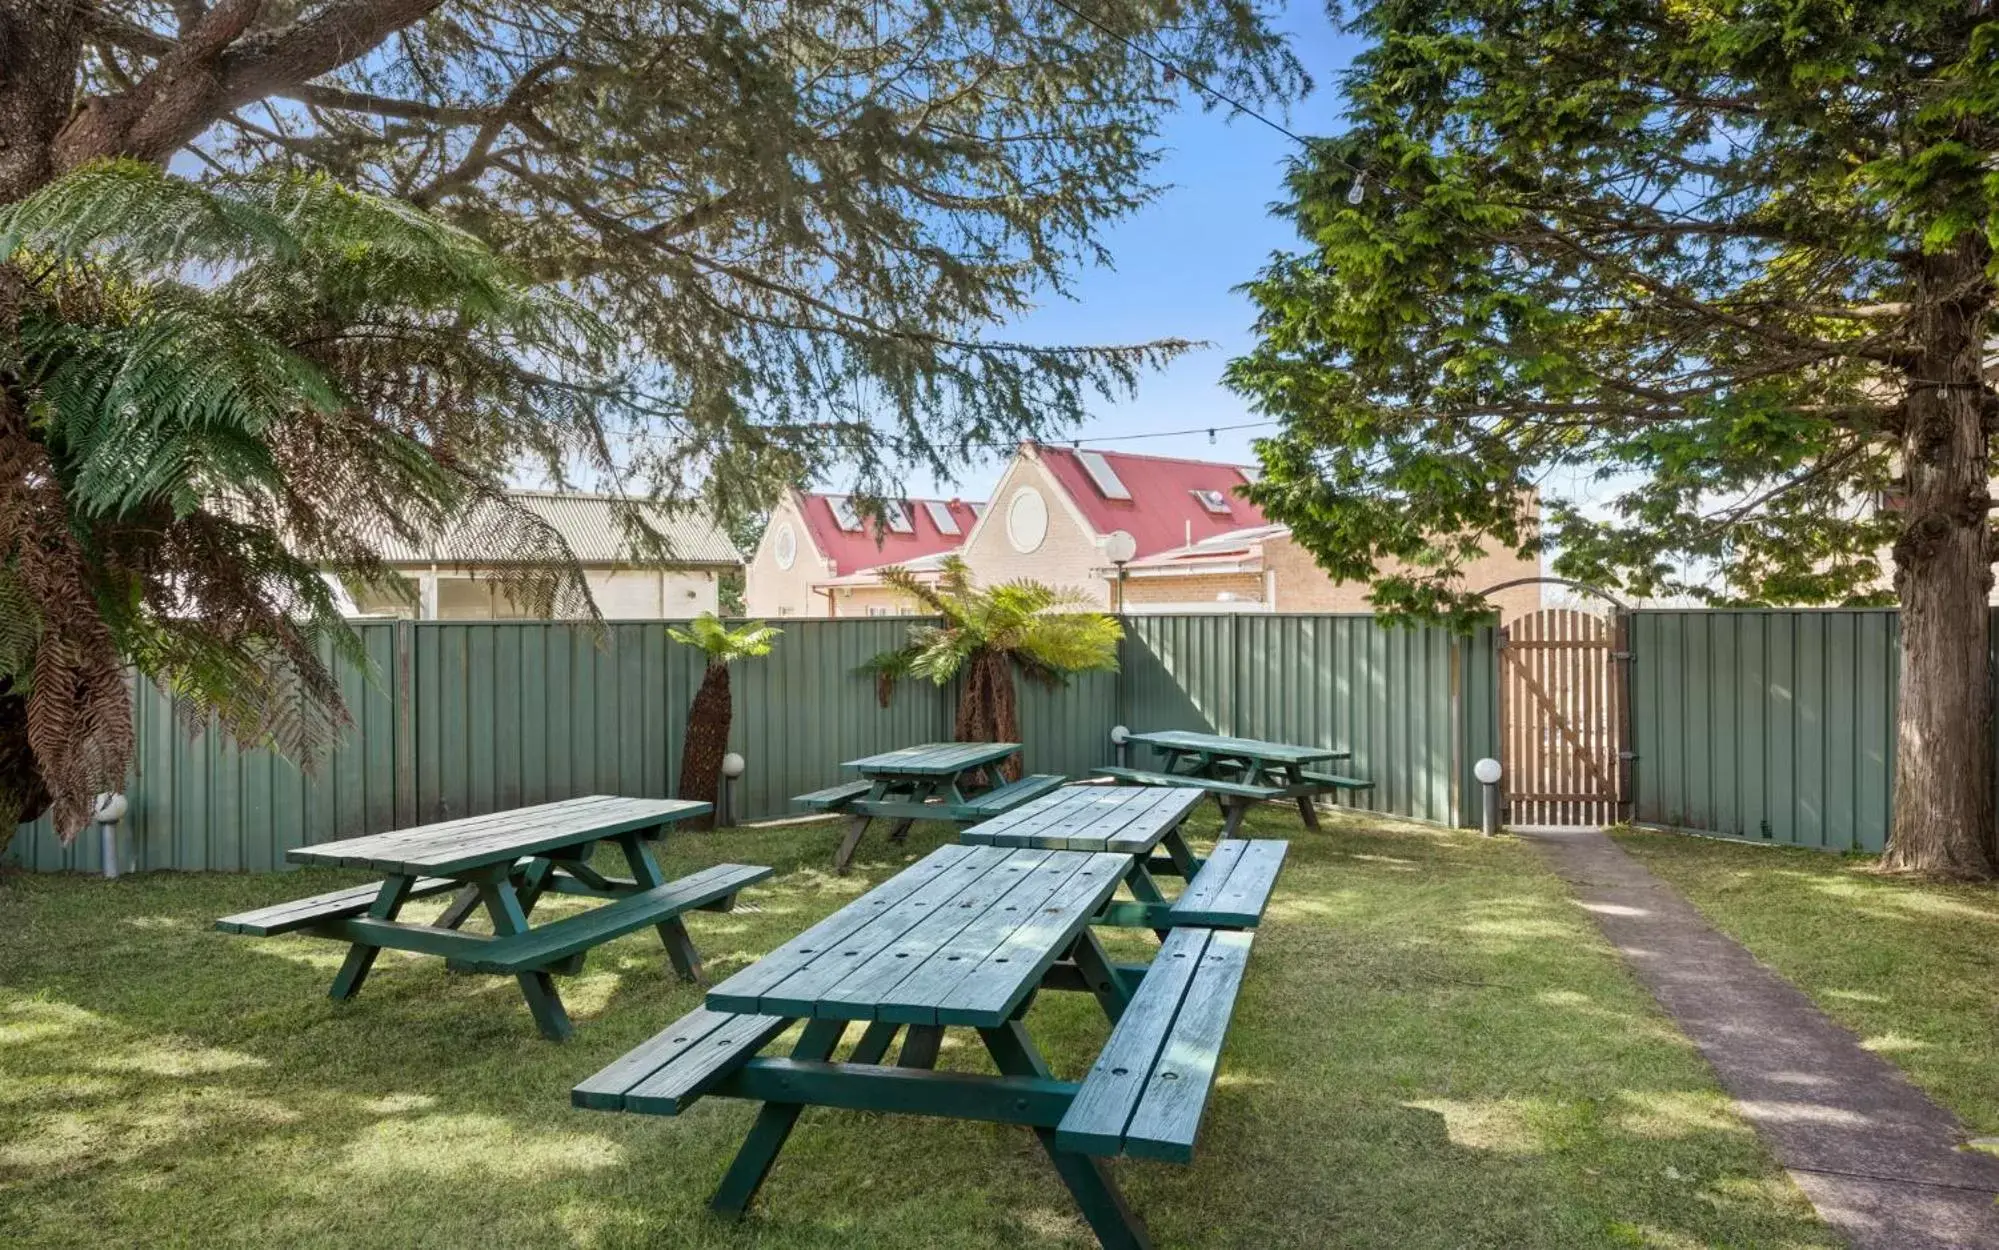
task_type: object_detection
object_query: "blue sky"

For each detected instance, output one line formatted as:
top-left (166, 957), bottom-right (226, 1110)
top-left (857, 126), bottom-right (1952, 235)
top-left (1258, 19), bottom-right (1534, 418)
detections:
top-left (887, 1), bottom-right (1365, 502)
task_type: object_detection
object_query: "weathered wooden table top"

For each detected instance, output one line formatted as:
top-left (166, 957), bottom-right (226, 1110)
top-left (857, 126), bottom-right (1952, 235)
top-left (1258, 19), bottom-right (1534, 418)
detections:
top-left (1125, 729), bottom-right (1345, 766)
top-left (842, 741), bottom-right (1022, 777)
top-left (285, 795), bottom-right (709, 876)
top-left (959, 785), bottom-right (1205, 853)
top-left (706, 842), bottom-right (1128, 1026)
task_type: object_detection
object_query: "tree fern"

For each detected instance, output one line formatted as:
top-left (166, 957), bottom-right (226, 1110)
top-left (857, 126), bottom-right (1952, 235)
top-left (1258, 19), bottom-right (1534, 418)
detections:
top-left (0, 161), bottom-right (635, 840)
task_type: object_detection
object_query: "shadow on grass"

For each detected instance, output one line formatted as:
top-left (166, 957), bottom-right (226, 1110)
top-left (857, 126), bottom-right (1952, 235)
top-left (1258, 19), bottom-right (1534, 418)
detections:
top-left (0, 810), bottom-right (1837, 1248)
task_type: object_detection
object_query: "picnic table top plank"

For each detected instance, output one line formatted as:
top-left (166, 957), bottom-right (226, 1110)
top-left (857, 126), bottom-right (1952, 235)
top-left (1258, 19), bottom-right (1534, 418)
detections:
top-left (1122, 928), bottom-right (1255, 1160)
top-left (872, 852), bottom-right (1112, 1025)
top-left (842, 741), bottom-right (1021, 776)
top-left (955, 785), bottom-right (1141, 846)
top-left (752, 847), bottom-right (1018, 1017)
top-left (814, 847), bottom-right (1058, 1019)
top-left (930, 852), bottom-right (1128, 1026)
top-left (1124, 729), bottom-right (1345, 766)
top-left (706, 843), bottom-right (985, 1009)
top-left (961, 785), bottom-right (1204, 853)
top-left (285, 795), bottom-right (707, 875)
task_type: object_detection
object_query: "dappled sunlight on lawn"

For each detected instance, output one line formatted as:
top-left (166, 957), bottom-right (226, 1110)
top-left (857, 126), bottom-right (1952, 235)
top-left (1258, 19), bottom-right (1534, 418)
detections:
top-left (1611, 1090), bottom-right (1753, 1141)
top-left (340, 1113), bottom-right (625, 1181)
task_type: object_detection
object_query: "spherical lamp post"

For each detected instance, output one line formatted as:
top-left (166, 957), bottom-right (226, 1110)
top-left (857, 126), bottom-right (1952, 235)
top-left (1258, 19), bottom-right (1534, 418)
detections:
top-left (719, 752), bottom-right (747, 828)
top-left (1110, 724), bottom-right (1131, 770)
top-left (93, 791), bottom-right (130, 879)
top-left (1473, 757), bottom-right (1504, 837)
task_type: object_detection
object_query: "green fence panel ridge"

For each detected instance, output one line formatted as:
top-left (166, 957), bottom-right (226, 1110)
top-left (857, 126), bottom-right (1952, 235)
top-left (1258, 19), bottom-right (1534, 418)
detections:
top-left (7, 613), bottom-right (1494, 873)
top-left (1628, 608), bottom-right (1908, 852)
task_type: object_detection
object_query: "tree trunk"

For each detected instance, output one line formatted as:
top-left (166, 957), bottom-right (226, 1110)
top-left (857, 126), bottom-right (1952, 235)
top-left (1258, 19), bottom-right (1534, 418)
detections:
top-left (953, 649), bottom-right (1023, 781)
top-left (0, 682), bottom-right (53, 858)
top-left (1885, 238), bottom-right (1998, 879)
top-left (676, 663), bottom-right (732, 831)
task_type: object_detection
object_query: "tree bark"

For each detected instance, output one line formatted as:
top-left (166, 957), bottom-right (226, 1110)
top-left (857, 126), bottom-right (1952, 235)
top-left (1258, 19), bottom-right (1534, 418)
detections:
top-left (675, 663), bottom-right (731, 830)
top-left (953, 649), bottom-right (1023, 781)
top-left (0, 2), bottom-right (83, 204)
top-left (1885, 237), bottom-right (1999, 879)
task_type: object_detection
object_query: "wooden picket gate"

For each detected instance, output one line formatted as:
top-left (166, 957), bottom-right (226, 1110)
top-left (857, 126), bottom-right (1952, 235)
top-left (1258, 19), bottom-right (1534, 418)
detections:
top-left (1497, 609), bottom-right (1630, 827)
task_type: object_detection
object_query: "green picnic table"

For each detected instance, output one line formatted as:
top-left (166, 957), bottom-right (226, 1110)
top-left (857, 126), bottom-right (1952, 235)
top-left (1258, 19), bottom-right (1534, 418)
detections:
top-left (575, 784), bottom-right (1289, 1249)
top-left (1098, 728), bottom-right (1373, 838)
top-left (216, 795), bottom-right (771, 1040)
top-left (793, 741), bottom-right (1065, 872)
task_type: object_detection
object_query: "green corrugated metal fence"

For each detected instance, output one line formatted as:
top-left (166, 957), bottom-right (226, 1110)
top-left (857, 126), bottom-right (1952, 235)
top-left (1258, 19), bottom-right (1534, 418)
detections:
top-left (1628, 609), bottom-right (1908, 851)
top-left (7, 613), bottom-right (1495, 873)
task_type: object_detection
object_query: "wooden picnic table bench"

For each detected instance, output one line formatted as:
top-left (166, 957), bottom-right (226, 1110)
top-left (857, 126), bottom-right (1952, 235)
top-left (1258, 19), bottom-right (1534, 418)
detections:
top-left (1098, 728), bottom-right (1372, 837)
top-left (794, 741), bottom-right (1065, 872)
top-left (217, 795), bottom-right (770, 1040)
top-left (576, 807), bottom-right (1286, 1249)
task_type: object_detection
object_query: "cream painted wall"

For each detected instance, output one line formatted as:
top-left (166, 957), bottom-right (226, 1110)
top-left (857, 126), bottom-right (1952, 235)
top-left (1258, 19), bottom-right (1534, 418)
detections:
top-left (744, 495), bottom-right (837, 618)
top-left (956, 452), bottom-right (1112, 604)
top-left (585, 568), bottom-right (718, 619)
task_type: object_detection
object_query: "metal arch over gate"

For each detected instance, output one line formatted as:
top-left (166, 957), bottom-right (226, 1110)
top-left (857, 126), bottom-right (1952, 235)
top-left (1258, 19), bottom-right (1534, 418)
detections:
top-left (1498, 609), bottom-right (1631, 827)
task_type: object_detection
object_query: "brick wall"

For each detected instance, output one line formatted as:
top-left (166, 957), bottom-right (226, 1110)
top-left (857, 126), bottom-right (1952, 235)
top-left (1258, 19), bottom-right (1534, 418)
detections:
top-left (1263, 532), bottom-right (1542, 622)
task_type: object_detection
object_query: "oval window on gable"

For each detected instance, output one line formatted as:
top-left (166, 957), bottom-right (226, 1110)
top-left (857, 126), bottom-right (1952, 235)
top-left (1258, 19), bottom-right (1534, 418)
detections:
top-left (1006, 487), bottom-right (1048, 553)
top-left (773, 522), bottom-right (797, 570)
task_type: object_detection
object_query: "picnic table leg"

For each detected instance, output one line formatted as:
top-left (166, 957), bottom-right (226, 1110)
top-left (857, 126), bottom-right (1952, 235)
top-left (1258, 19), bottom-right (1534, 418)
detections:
top-left (979, 1021), bottom-right (1153, 1250)
top-left (475, 873), bottom-right (573, 1041)
top-left (434, 885), bottom-right (482, 930)
top-left (832, 813), bottom-right (872, 874)
top-left (886, 818), bottom-right (916, 846)
top-left (897, 1023), bottom-right (945, 1070)
top-left (1220, 797), bottom-right (1251, 839)
top-left (1281, 766), bottom-right (1322, 831)
top-left (1067, 929), bottom-right (1135, 1022)
top-left (711, 1018), bottom-right (848, 1218)
top-left (329, 874), bottom-right (416, 1000)
top-left (613, 831), bottom-right (706, 982)
top-left (849, 1021), bottom-right (901, 1064)
top-left (1158, 825), bottom-right (1203, 878)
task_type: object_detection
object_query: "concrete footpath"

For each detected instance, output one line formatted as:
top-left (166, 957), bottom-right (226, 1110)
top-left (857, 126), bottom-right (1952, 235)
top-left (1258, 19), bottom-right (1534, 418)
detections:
top-left (1523, 827), bottom-right (1999, 1249)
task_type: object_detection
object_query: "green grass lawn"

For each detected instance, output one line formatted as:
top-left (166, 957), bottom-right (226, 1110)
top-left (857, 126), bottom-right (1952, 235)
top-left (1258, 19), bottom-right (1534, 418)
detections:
top-left (1614, 828), bottom-right (1999, 1140)
top-left (0, 808), bottom-right (1833, 1248)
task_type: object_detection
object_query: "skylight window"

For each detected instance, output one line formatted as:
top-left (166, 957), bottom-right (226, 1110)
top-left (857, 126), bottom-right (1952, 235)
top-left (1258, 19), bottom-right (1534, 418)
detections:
top-left (924, 500), bottom-right (961, 535)
top-left (1191, 489), bottom-right (1233, 515)
top-left (827, 496), bottom-right (863, 532)
top-left (1075, 450), bottom-right (1132, 500)
top-left (884, 503), bottom-right (914, 534)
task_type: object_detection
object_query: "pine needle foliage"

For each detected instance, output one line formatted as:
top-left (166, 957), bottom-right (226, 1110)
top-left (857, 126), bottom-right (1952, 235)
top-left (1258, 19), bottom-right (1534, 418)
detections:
top-left (0, 161), bottom-right (633, 839)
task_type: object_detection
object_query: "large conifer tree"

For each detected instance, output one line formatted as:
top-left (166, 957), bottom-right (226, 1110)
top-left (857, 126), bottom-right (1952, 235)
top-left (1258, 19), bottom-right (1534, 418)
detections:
top-left (1231, 0), bottom-right (1999, 877)
top-left (0, 0), bottom-right (1300, 836)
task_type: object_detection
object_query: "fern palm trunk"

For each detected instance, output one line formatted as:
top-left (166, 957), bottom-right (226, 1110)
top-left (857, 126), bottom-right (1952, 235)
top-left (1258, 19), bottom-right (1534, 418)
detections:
top-left (676, 664), bottom-right (732, 830)
top-left (954, 648), bottom-right (1023, 782)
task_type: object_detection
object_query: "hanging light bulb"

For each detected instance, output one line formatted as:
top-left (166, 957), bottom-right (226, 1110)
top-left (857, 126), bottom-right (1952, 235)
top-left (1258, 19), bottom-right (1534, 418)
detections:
top-left (1208, 428), bottom-right (1217, 445)
top-left (1346, 173), bottom-right (1367, 206)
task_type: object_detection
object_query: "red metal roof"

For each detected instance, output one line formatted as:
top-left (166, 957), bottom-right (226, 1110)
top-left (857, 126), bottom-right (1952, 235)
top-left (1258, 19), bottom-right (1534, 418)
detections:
top-left (796, 492), bottom-right (982, 574)
top-left (1032, 445), bottom-right (1267, 558)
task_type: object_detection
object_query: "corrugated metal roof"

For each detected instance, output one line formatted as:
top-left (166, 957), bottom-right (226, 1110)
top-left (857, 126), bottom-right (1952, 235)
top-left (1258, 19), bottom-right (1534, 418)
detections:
top-left (369, 490), bottom-right (741, 567)
top-left (796, 491), bottom-right (982, 574)
top-left (1032, 444), bottom-right (1269, 558)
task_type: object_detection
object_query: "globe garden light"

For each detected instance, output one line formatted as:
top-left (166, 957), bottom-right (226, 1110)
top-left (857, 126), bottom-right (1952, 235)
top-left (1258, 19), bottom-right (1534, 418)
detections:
top-left (1473, 758), bottom-right (1503, 837)
top-left (721, 753), bottom-right (747, 779)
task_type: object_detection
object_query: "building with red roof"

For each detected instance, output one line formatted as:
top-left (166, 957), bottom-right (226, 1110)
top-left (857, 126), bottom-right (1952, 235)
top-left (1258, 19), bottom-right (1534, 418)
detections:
top-left (955, 443), bottom-right (1541, 616)
top-left (744, 443), bottom-right (1541, 618)
top-left (743, 489), bottom-right (984, 617)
